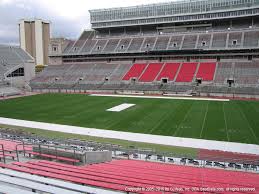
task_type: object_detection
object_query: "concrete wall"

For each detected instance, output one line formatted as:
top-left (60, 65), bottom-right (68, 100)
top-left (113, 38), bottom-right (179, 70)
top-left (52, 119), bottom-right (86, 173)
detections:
top-left (48, 57), bottom-right (63, 65)
top-left (85, 151), bottom-right (112, 164)
top-left (33, 146), bottom-right (112, 164)
top-left (24, 62), bottom-right (36, 82)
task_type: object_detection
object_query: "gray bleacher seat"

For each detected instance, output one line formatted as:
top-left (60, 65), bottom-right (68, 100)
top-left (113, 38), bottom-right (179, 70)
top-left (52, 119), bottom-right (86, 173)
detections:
top-left (127, 38), bottom-right (144, 52)
top-left (182, 35), bottom-right (198, 49)
top-left (212, 33), bottom-right (227, 48)
top-left (153, 36), bottom-right (170, 50)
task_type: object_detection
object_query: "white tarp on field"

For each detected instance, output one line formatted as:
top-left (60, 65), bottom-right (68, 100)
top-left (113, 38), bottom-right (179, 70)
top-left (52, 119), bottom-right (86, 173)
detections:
top-left (0, 117), bottom-right (258, 155)
top-left (107, 103), bottom-right (135, 112)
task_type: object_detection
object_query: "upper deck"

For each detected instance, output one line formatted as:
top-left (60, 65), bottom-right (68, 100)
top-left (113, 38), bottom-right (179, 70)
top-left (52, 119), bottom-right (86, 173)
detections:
top-left (90, 0), bottom-right (259, 29)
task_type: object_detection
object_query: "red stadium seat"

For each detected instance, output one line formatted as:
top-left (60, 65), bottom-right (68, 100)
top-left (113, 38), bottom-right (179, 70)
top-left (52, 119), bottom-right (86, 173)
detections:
top-left (139, 63), bottom-right (164, 82)
top-left (156, 63), bottom-right (181, 81)
top-left (175, 62), bottom-right (198, 82)
top-left (122, 63), bottom-right (147, 80)
top-left (0, 159), bottom-right (257, 193)
top-left (27, 152), bottom-right (80, 163)
top-left (196, 62), bottom-right (216, 81)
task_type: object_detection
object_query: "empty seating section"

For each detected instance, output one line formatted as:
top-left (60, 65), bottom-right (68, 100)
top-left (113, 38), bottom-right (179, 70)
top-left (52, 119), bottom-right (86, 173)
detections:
top-left (0, 45), bottom-right (31, 65)
top-left (32, 64), bottom-right (71, 84)
top-left (196, 62), bottom-right (216, 81)
top-left (156, 63), bottom-right (180, 81)
top-left (108, 64), bottom-right (132, 82)
top-left (212, 33), bottom-right (227, 48)
top-left (122, 63), bottom-right (147, 80)
top-left (102, 39), bottom-right (120, 53)
top-left (70, 40), bottom-right (85, 53)
top-left (71, 31), bottom-right (92, 52)
top-left (0, 139), bottom-right (32, 153)
top-left (28, 152), bottom-right (80, 163)
top-left (63, 41), bottom-right (76, 53)
top-left (182, 35), bottom-right (198, 49)
top-left (116, 38), bottom-right (131, 52)
top-left (243, 31), bottom-right (259, 48)
top-left (81, 40), bottom-right (97, 53)
top-left (167, 36), bottom-right (182, 50)
top-left (127, 38), bottom-right (144, 52)
top-left (91, 39), bottom-right (108, 53)
top-left (175, 63), bottom-right (198, 82)
top-left (234, 62), bottom-right (259, 85)
top-left (228, 32), bottom-right (242, 48)
top-left (139, 63), bottom-right (164, 82)
top-left (198, 149), bottom-right (259, 165)
top-left (153, 36), bottom-right (170, 50)
top-left (141, 37), bottom-right (156, 51)
top-left (83, 63), bottom-right (118, 82)
top-left (214, 62), bottom-right (234, 84)
top-left (61, 30), bottom-right (259, 54)
top-left (13, 47), bottom-right (33, 61)
top-left (197, 34), bottom-right (211, 49)
top-left (1, 160), bottom-right (258, 193)
top-left (30, 61), bottom-right (259, 89)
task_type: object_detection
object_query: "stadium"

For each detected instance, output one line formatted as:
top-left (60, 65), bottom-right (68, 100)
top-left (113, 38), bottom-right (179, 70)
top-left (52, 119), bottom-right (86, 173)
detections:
top-left (0, 0), bottom-right (259, 193)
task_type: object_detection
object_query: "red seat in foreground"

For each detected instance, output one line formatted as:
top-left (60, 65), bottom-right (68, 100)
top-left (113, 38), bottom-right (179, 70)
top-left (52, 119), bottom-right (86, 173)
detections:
top-left (1, 159), bottom-right (258, 193)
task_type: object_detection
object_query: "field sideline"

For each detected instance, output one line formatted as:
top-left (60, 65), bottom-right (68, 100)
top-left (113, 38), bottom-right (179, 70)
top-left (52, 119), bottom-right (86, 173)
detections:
top-left (0, 93), bottom-right (259, 145)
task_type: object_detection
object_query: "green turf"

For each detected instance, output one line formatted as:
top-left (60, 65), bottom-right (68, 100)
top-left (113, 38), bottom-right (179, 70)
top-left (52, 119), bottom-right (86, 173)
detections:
top-left (0, 93), bottom-right (259, 145)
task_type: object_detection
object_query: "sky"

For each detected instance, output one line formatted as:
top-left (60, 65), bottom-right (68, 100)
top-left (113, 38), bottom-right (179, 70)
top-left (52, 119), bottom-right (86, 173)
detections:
top-left (0, 0), bottom-right (175, 45)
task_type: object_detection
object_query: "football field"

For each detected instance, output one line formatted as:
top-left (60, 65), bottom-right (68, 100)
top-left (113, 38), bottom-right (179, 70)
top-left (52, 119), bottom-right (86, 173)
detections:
top-left (0, 93), bottom-right (259, 145)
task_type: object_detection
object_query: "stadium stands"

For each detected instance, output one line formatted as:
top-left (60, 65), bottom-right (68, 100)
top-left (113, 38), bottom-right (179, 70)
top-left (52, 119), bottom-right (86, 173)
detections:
top-left (103, 39), bottom-right (120, 53)
top-left (153, 36), bottom-right (170, 50)
top-left (122, 63), bottom-right (147, 81)
top-left (196, 62), bottom-right (216, 81)
top-left (140, 37), bottom-right (156, 51)
top-left (0, 139), bottom-right (32, 152)
top-left (198, 149), bottom-right (259, 165)
top-left (92, 39), bottom-right (108, 53)
top-left (32, 0), bottom-right (259, 98)
top-left (56, 30), bottom-right (259, 56)
top-left (182, 35), bottom-right (198, 49)
top-left (30, 60), bottom-right (259, 95)
top-left (212, 33), bottom-right (227, 48)
top-left (116, 38), bottom-right (131, 52)
top-left (127, 37), bottom-right (144, 52)
top-left (81, 39), bottom-right (98, 53)
top-left (0, 159), bottom-right (258, 193)
top-left (234, 62), bottom-right (259, 85)
top-left (214, 62), bottom-right (234, 84)
top-left (175, 62), bottom-right (198, 82)
top-left (196, 34), bottom-right (211, 49)
top-left (139, 63), bottom-right (164, 82)
top-left (156, 63), bottom-right (181, 81)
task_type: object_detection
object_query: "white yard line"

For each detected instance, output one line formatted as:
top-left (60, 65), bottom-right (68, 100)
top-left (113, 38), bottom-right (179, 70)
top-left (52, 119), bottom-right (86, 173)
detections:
top-left (107, 103), bottom-right (135, 112)
top-left (90, 94), bottom-right (230, 102)
top-left (200, 102), bottom-right (209, 138)
top-left (0, 117), bottom-right (258, 155)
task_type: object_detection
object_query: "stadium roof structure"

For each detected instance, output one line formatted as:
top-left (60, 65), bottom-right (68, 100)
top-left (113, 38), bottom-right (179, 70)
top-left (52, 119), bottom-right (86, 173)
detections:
top-left (89, 0), bottom-right (259, 28)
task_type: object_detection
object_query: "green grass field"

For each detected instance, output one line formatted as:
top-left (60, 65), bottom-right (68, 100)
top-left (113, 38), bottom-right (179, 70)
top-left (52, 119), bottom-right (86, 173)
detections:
top-left (0, 93), bottom-right (259, 145)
